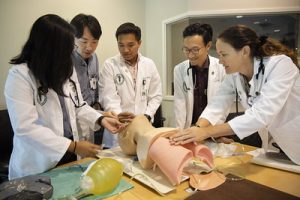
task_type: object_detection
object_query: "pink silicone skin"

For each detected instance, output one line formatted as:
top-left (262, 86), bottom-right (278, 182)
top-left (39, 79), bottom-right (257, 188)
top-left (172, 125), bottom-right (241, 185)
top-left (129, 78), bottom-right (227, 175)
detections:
top-left (149, 137), bottom-right (214, 185)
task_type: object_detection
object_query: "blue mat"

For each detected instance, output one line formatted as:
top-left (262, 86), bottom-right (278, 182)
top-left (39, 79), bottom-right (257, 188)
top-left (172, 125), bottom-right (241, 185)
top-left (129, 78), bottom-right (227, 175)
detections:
top-left (42, 161), bottom-right (134, 200)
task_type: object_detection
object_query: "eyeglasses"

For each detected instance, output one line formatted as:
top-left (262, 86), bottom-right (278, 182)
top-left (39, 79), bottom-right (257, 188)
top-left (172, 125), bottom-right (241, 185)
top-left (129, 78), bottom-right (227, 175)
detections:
top-left (76, 39), bottom-right (98, 48)
top-left (182, 47), bottom-right (202, 55)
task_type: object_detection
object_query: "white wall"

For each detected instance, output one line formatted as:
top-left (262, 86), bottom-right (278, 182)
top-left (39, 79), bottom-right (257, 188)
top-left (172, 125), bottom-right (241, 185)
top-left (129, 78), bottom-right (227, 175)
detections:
top-left (145, 0), bottom-right (300, 127)
top-left (1, 0), bottom-right (300, 125)
top-left (0, 0), bottom-right (145, 108)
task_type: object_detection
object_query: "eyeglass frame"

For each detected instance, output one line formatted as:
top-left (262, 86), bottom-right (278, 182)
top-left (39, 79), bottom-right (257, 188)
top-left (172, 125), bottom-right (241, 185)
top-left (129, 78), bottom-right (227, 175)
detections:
top-left (182, 47), bottom-right (203, 55)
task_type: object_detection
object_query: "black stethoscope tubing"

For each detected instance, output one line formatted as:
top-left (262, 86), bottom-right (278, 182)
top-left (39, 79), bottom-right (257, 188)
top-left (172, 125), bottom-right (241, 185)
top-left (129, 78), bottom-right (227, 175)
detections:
top-left (37, 79), bottom-right (86, 108)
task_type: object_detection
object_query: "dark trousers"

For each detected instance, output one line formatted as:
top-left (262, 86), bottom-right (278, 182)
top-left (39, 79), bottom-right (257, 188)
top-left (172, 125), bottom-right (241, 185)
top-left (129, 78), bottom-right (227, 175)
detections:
top-left (56, 151), bottom-right (77, 166)
top-left (226, 112), bottom-right (262, 148)
top-left (94, 126), bottom-right (104, 145)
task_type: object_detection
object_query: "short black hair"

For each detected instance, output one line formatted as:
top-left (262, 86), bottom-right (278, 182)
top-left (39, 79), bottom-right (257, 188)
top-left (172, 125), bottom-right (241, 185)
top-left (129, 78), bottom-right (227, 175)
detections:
top-left (10, 14), bottom-right (75, 96)
top-left (115, 22), bottom-right (141, 41)
top-left (183, 23), bottom-right (213, 45)
top-left (71, 14), bottom-right (102, 39)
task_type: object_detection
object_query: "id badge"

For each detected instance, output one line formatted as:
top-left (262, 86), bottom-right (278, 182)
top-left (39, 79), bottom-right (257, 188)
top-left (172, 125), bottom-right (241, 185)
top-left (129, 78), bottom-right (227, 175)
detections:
top-left (141, 89), bottom-right (147, 100)
top-left (90, 78), bottom-right (97, 90)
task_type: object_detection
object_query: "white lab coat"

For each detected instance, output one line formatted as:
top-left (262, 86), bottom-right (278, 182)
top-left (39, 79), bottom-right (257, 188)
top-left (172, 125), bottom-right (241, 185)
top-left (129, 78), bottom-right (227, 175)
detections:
top-left (174, 56), bottom-right (226, 129)
top-left (201, 55), bottom-right (300, 165)
top-left (99, 53), bottom-right (162, 148)
top-left (4, 64), bottom-right (102, 179)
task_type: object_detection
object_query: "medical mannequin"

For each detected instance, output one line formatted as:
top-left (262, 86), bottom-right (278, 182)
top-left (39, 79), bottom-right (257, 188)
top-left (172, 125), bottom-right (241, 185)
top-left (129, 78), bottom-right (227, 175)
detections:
top-left (118, 115), bottom-right (214, 185)
top-left (170, 25), bottom-right (300, 165)
top-left (99, 22), bottom-right (162, 148)
top-left (4, 14), bottom-right (122, 179)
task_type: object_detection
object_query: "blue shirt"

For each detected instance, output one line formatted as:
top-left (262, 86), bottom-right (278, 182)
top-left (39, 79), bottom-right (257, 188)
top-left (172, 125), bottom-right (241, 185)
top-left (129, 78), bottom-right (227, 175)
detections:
top-left (58, 95), bottom-right (73, 139)
top-left (72, 51), bottom-right (99, 106)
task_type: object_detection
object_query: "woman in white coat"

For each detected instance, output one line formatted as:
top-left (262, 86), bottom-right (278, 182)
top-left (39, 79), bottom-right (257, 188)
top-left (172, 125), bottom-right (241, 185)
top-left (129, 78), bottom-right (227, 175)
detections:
top-left (174, 23), bottom-right (225, 129)
top-left (170, 25), bottom-right (300, 165)
top-left (4, 14), bottom-right (122, 180)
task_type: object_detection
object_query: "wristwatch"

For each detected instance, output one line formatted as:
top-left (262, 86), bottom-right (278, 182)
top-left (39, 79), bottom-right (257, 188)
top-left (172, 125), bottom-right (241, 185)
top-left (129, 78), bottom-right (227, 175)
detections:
top-left (98, 116), bottom-right (106, 126)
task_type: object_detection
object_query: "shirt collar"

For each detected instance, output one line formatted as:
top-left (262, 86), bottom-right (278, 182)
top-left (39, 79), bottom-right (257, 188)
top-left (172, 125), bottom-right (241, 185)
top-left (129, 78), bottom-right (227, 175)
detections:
top-left (120, 52), bottom-right (141, 66)
top-left (190, 56), bottom-right (210, 72)
top-left (73, 51), bottom-right (94, 66)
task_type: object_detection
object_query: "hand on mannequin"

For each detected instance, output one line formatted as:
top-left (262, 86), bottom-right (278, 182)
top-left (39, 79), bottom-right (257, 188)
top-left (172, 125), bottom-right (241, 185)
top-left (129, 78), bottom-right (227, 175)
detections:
top-left (169, 126), bottom-right (209, 145)
top-left (170, 123), bottom-right (234, 145)
top-left (195, 118), bottom-right (234, 144)
top-left (100, 117), bottom-right (124, 133)
top-left (118, 112), bottom-right (135, 123)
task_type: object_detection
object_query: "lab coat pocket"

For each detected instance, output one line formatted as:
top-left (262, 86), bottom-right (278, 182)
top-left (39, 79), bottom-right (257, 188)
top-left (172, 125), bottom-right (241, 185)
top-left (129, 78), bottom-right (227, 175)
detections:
top-left (272, 115), bottom-right (300, 164)
top-left (274, 115), bottom-right (300, 138)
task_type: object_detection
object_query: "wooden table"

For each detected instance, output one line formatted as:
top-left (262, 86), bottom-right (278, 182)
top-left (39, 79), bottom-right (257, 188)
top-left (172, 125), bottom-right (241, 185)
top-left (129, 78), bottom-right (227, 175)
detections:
top-left (63, 144), bottom-right (300, 199)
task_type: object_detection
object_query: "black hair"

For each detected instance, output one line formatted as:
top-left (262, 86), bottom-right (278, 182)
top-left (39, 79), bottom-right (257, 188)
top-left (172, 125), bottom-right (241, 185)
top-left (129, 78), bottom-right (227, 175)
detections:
top-left (218, 24), bottom-right (299, 68)
top-left (70, 14), bottom-right (102, 39)
top-left (183, 23), bottom-right (213, 45)
top-left (10, 14), bottom-right (75, 95)
top-left (115, 22), bottom-right (141, 41)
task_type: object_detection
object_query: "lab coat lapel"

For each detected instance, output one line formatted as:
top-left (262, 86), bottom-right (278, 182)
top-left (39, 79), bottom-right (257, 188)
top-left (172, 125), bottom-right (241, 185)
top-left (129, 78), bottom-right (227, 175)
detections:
top-left (207, 61), bottom-right (218, 100)
top-left (119, 57), bottom-right (135, 90)
top-left (135, 59), bottom-right (144, 103)
top-left (185, 65), bottom-right (194, 121)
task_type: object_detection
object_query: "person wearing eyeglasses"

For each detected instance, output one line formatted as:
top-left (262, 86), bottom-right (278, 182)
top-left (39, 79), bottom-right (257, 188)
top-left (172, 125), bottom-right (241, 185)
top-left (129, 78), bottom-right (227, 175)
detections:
top-left (174, 23), bottom-right (225, 130)
top-left (4, 14), bottom-right (123, 180)
top-left (99, 22), bottom-right (162, 148)
top-left (71, 14), bottom-right (101, 110)
top-left (71, 14), bottom-right (117, 144)
top-left (170, 25), bottom-right (300, 165)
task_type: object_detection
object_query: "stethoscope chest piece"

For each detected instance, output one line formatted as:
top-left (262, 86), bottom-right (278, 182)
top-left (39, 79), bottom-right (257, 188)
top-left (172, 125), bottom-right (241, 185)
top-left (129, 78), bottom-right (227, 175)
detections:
top-left (37, 86), bottom-right (48, 106)
top-left (183, 82), bottom-right (190, 92)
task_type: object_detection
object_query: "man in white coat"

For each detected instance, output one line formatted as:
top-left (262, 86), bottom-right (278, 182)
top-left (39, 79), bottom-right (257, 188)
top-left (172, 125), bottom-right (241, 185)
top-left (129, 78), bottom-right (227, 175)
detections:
top-left (174, 23), bottom-right (225, 129)
top-left (99, 22), bottom-right (162, 148)
top-left (170, 25), bottom-right (300, 165)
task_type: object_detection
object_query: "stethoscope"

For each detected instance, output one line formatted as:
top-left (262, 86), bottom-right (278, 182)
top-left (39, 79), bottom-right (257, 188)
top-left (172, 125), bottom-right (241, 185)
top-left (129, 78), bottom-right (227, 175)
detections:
top-left (253, 58), bottom-right (265, 96)
top-left (183, 66), bottom-right (195, 92)
top-left (37, 79), bottom-right (86, 108)
top-left (37, 86), bottom-right (48, 106)
top-left (241, 58), bottom-right (265, 108)
top-left (69, 79), bottom-right (86, 108)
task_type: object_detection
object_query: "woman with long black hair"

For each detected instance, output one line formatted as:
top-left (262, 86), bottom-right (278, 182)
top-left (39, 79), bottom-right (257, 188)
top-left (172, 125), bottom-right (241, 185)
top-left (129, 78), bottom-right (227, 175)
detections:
top-left (5, 14), bottom-right (122, 180)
